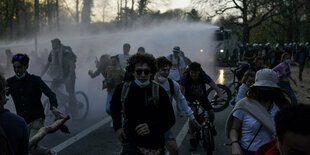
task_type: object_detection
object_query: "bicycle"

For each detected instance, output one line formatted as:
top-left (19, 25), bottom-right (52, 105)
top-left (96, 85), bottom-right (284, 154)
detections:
top-left (189, 101), bottom-right (215, 155)
top-left (206, 84), bottom-right (232, 112)
top-left (43, 81), bottom-right (89, 123)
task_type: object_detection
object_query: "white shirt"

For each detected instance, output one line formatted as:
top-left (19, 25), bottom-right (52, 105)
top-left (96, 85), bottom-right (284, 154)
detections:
top-left (118, 54), bottom-right (131, 69)
top-left (167, 55), bottom-right (185, 81)
top-left (158, 78), bottom-right (195, 120)
top-left (232, 103), bottom-right (279, 151)
top-left (236, 83), bottom-right (248, 103)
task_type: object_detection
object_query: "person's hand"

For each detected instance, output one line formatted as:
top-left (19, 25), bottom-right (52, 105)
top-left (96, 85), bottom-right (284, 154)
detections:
top-left (135, 123), bottom-right (150, 136)
top-left (88, 70), bottom-right (94, 76)
top-left (232, 142), bottom-right (243, 155)
top-left (208, 110), bottom-right (215, 122)
top-left (189, 119), bottom-right (201, 130)
top-left (51, 108), bottom-right (64, 119)
top-left (293, 80), bottom-right (297, 86)
top-left (116, 128), bottom-right (127, 143)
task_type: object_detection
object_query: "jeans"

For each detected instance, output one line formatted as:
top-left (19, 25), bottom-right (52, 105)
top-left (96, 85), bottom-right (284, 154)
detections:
top-left (106, 92), bottom-right (113, 115)
top-left (279, 80), bottom-right (297, 104)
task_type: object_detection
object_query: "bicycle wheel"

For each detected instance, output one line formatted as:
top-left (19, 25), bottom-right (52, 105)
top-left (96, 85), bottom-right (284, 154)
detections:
top-left (228, 81), bottom-right (241, 97)
top-left (43, 99), bottom-right (54, 125)
top-left (206, 84), bottom-right (232, 112)
top-left (202, 127), bottom-right (214, 155)
top-left (73, 91), bottom-right (89, 121)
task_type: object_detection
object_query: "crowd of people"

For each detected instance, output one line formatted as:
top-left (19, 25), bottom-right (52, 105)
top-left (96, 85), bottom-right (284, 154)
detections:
top-left (0, 39), bottom-right (309, 155)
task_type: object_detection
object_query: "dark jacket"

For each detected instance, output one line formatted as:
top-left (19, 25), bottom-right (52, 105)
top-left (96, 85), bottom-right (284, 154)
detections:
top-left (6, 73), bottom-right (57, 124)
top-left (180, 71), bottom-right (213, 110)
top-left (110, 81), bottom-right (175, 149)
top-left (0, 108), bottom-right (29, 155)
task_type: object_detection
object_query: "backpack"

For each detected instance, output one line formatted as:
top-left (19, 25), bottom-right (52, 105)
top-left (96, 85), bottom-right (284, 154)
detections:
top-left (0, 108), bottom-right (14, 154)
top-left (120, 81), bottom-right (159, 122)
top-left (168, 78), bottom-right (174, 96)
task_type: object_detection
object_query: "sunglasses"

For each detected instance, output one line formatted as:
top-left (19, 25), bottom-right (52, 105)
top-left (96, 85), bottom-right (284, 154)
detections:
top-left (135, 69), bottom-right (150, 75)
top-left (13, 55), bottom-right (23, 60)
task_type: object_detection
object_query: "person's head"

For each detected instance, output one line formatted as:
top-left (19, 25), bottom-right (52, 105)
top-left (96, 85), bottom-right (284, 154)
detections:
top-left (11, 53), bottom-right (29, 77)
top-left (281, 52), bottom-right (291, 64)
top-left (269, 49), bottom-right (276, 57)
top-left (275, 104), bottom-right (310, 155)
top-left (110, 55), bottom-right (119, 66)
top-left (246, 69), bottom-right (289, 104)
top-left (99, 54), bottom-right (110, 63)
top-left (172, 46), bottom-right (180, 57)
top-left (241, 70), bottom-right (255, 87)
top-left (137, 47), bottom-right (145, 54)
top-left (0, 74), bottom-right (6, 106)
top-left (254, 57), bottom-right (265, 70)
top-left (188, 62), bottom-right (203, 81)
top-left (126, 53), bottom-right (157, 83)
top-left (51, 38), bottom-right (61, 51)
top-left (156, 57), bottom-right (172, 78)
top-left (123, 43), bottom-right (131, 55)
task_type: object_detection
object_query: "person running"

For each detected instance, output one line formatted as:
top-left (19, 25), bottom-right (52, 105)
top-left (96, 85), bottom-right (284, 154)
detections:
top-left (118, 43), bottom-right (132, 70)
top-left (226, 69), bottom-right (291, 155)
top-left (88, 54), bottom-right (111, 79)
top-left (272, 52), bottom-right (297, 104)
top-left (41, 38), bottom-right (77, 114)
top-left (295, 44), bottom-right (309, 81)
top-left (0, 73), bottom-right (29, 155)
top-left (180, 61), bottom-right (224, 150)
top-left (167, 46), bottom-right (186, 82)
top-left (103, 55), bottom-right (125, 116)
top-left (6, 53), bottom-right (63, 154)
top-left (110, 53), bottom-right (175, 155)
top-left (154, 57), bottom-right (200, 155)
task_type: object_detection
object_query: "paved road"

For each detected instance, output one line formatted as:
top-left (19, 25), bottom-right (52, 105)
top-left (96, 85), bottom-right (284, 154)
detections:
top-left (5, 67), bottom-right (235, 154)
top-left (43, 106), bottom-right (232, 155)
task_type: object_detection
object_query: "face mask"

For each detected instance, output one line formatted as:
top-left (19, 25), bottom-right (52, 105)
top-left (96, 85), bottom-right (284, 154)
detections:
top-left (157, 76), bottom-right (167, 83)
top-left (256, 89), bottom-right (274, 102)
top-left (285, 59), bottom-right (291, 64)
top-left (5, 96), bottom-right (9, 104)
top-left (134, 79), bottom-right (150, 88)
top-left (15, 72), bottom-right (26, 79)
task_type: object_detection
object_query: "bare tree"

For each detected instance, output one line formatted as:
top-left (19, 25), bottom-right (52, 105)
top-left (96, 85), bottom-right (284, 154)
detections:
top-left (76, 0), bottom-right (79, 24)
top-left (81, 0), bottom-right (93, 24)
top-left (192, 0), bottom-right (281, 43)
top-left (272, 0), bottom-right (307, 42)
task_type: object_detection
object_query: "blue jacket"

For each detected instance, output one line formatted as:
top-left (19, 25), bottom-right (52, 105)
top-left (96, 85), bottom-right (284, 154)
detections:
top-left (0, 108), bottom-right (29, 155)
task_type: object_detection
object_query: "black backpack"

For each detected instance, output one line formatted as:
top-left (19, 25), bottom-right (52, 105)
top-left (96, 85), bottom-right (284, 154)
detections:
top-left (168, 78), bottom-right (174, 96)
top-left (0, 108), bottom-right (14, 154)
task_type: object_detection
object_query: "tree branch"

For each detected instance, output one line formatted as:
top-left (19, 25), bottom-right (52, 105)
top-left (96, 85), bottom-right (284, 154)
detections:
top-left (29, 116), bottom-right (70, 148)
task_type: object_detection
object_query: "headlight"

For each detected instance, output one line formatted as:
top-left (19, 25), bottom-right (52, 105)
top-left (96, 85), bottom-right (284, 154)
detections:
top-left (220, 49), bottom-right (224, 53)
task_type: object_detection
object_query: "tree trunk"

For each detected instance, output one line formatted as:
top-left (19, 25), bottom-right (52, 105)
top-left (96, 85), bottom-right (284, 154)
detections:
top-left (81, 0), bottom-right (92, 24)
top-left (56, 0), bottom-right (59, 29)
top-left (76, 0), bottom-right (79, 24)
